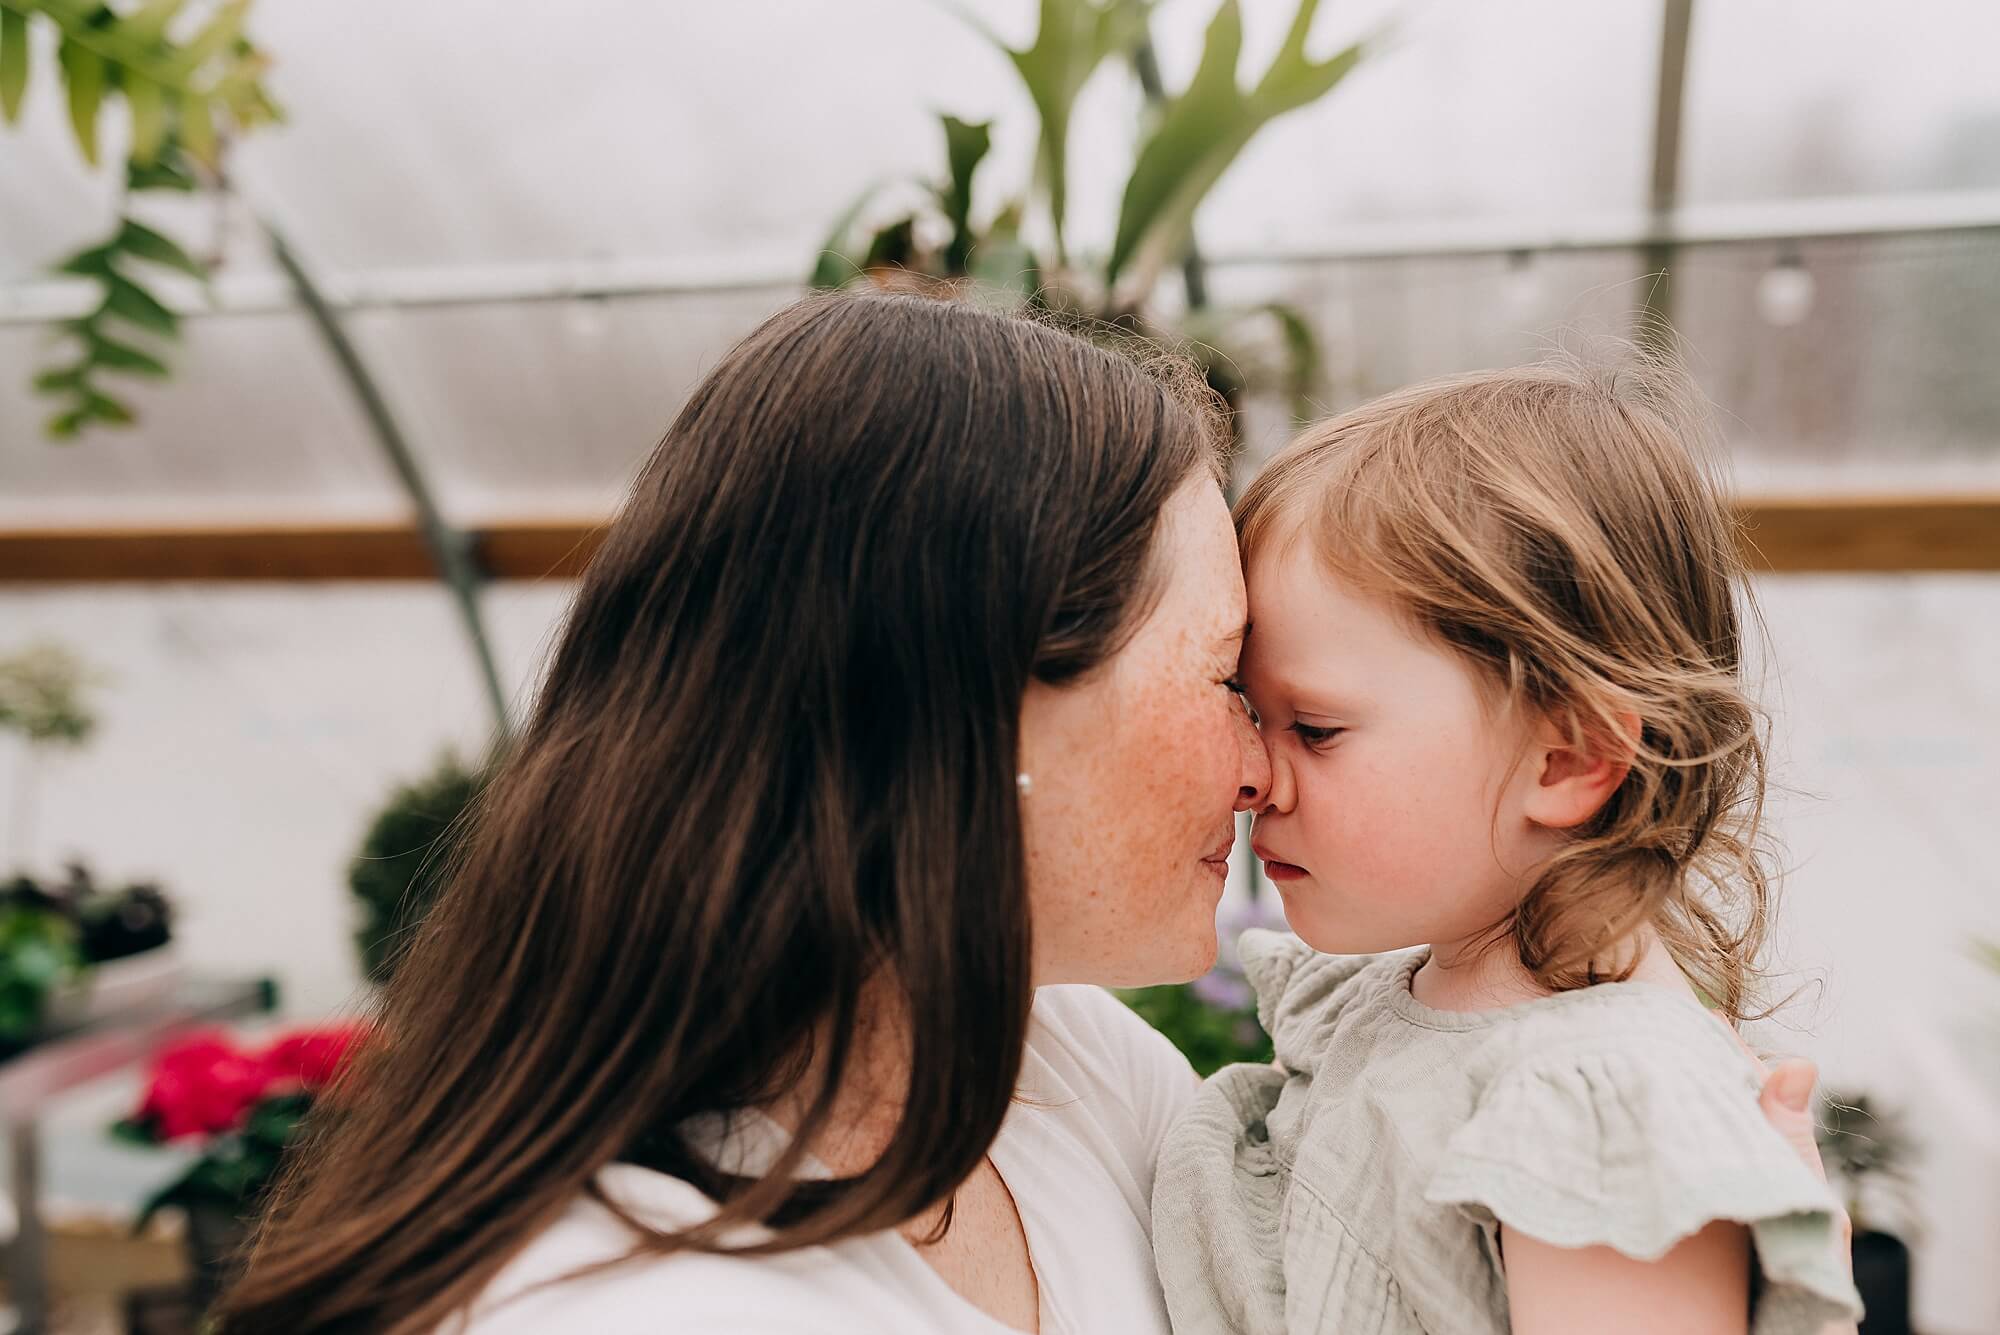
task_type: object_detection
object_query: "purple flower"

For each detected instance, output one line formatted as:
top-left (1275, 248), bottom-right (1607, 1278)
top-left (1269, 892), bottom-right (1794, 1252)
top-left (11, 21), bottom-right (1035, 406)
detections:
top-left (1191, 969), bottom-right (1253, 1012)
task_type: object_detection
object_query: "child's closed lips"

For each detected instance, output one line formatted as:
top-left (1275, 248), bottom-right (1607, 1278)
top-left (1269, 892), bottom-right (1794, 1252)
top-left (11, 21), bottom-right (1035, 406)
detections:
top-left (1252, 839), bottom-right (1310, 881)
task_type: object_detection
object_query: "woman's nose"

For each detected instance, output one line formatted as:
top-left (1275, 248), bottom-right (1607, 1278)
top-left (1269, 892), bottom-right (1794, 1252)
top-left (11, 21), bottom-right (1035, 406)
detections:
top-left (1233, 710), bottom-right (1273, 813)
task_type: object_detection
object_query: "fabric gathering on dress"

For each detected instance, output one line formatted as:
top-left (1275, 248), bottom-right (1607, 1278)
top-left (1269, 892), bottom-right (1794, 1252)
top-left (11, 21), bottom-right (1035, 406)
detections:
top-left (1152, 930), bottom-right (1864, 1335)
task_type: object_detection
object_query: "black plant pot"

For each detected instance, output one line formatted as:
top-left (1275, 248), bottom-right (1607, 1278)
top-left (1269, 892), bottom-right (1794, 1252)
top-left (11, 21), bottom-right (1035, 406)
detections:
top-left (184, 1202), bottom-right (251, 1316)
top-left (1852, 1229), bottom-right (1912, 1335)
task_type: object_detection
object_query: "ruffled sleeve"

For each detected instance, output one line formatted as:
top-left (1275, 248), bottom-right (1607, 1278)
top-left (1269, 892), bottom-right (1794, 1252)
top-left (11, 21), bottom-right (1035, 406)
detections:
top-left (1236, 929), bottom-right (1386, 1073)
top-left (1423, 1045), bottom-right (1862, 1335)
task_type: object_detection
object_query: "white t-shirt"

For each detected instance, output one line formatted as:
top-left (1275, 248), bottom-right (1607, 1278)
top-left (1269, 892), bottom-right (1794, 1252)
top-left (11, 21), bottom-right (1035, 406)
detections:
top-left (452, 984), bottom-right (1199, 1334)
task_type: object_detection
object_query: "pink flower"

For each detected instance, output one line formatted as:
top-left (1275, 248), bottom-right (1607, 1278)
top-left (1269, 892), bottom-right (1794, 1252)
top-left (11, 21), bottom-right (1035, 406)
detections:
top-left (129, 1023), bottom-right (369, 1144)
top-left (135, 1031), bottom-right (273, 1142)
top-left (260, 1025), bottom-right (364, 1091)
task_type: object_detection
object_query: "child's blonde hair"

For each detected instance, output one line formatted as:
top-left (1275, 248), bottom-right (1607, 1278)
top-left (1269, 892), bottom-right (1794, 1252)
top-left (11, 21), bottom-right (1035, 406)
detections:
top-left (1236, 354), bottom-right (1773, 1019)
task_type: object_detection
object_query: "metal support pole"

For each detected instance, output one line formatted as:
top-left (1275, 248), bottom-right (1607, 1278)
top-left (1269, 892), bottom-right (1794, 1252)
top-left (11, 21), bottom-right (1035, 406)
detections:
top-left (6, 1120), bottom-right (45, 1334)
top-left (265, 224), bottom-right (513, 742)
top-left (1639, 0), bottom-right (1695, 346)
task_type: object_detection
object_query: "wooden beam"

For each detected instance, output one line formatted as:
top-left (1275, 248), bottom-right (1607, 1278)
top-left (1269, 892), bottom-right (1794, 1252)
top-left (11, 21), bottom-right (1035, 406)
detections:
top-left (0, 523), bottom-right (440, 582)
top-left (0, 520), bottom-right (609, 583)
top-left (473, 520), bottom-right (609, 581)
top-left (1737, 494), bottom-right (2000, 574)
top-left (0, 497), bottom-right (1995, 583)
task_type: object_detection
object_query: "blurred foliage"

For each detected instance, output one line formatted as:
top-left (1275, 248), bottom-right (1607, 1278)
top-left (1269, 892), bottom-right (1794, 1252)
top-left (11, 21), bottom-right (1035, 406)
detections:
top-left (1121, 896), bottom-right (1285, 1076)
top-left (0, 0), bottom-right (282, 438)
top-left (128, 1087), bottom-right (309, 1230)
top-left (3, 861), bottom-right (174, 961)
top-left (814, 0), bottom-right (1373, 426)
top-left (0, 904), bottom-right (81, 1044)
top-left (1119, 975), bottom-right (1270, 1077)
top-left (1815, 1090), bottom-right (1917, 1238)
top-left (0, 862), bottom-right (175, 1049)
top-left (349, 752), bottom-right (490, 985)
top-left (0, 641), bottom-right (100, 745)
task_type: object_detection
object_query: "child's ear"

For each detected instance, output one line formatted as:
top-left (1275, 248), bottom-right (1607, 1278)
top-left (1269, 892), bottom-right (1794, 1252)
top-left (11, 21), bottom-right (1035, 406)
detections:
top-left (1521, 710), bottom-right (1640, 831)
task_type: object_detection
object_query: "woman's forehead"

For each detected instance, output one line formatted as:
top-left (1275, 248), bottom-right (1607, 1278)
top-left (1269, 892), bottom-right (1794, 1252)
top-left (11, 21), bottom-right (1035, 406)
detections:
top-left (1157, 480), bottom-right (1249, 637)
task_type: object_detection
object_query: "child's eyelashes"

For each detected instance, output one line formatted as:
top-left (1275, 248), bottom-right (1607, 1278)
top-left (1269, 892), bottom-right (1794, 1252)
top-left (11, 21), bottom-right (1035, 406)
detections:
top-left (1224, 679), bottom-right (1345, 747)
top-left (1291, 722), bottom-right (1344, 749)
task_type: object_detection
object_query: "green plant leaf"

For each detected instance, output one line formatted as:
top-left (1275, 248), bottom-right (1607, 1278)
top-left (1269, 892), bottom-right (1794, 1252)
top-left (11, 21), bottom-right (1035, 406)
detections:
top-left (1254, 0), bottom-right (1365, 114)
top-left (969, 235), bottom-right (1038, 300)
top-left (57, 243), bottom-right (119, 277)
top-left (1117, 979), bottom-right (1270, 1077)
top-left (0, 7), bottom-right (29, 123)
top-left (85, 329), bottom-right (170, 377)
top-left (1255, 300), bottom-right (1321, 415)
top-left (31, 364), bottom-right (89, 396)
top-left (11, 940), bottom-right (65, 987)
top-left (241, 1092), bottom-right (312, 1149)
top-left (0, 908), bottom-right (81, 1033)
top-left (936, 114), bottom-right (992, 275)
top-left (109, 1115), bottom-right (160, 1147)
top-left (351, 754), bottom-right (491, 984)
top-left (1105, 0), bottom-right (1243, 288)
top-left (179, 88), bottom-right (214, 164)
top-left (133, 1155), bottom-right (249, 1233)
top-left (860, 216), bottom-right (918, 272)
top-left (988, 199), bottom-right (1024, 238)
top-left (971, 0), bottom-right (1148, 264)
top-left (126, 73), bottom-right (166, 162)
top-left (102, 273), bottom-right (179, 337)
top-left (809, 181), bottom-right (893, 289)
top-left (128, 150), bottom-right (198, 192)
top-left (61, 38), bottom-right (107, 166)
top-left (124, 0), bottom-right (189, 46)
top-left (1106, 0), bottom-right (1363, 296)
top-left (81, 390), bottom-right (134, 425)
top-left (118, 218), bottom-right (204, 277)
top-left (176, 0), bottom-right (247, 74)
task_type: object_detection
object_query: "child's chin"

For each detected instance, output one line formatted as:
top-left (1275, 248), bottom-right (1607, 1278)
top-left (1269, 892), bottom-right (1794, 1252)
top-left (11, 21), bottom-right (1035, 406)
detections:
top-left (1292, 917), bottom-right (1420, 958)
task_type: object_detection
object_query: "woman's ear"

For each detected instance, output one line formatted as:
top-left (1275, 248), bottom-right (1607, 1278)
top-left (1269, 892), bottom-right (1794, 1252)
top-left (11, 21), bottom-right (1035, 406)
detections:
top-left (1521, 709), bottom-right (1640, 831)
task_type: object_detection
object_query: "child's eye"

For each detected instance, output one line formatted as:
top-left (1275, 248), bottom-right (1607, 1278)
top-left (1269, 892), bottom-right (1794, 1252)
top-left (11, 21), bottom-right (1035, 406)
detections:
top-left (1291, 722), bottom-right (1344, 749)
top-left (1224, 679), bottom-right (1260, 727)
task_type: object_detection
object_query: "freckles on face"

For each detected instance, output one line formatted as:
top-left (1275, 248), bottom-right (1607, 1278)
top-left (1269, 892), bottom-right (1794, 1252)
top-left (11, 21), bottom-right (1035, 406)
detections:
top-left (1241, 543), bottom-right (1532, 955)
top-left (1018, 478), bottom-right (1253, 988)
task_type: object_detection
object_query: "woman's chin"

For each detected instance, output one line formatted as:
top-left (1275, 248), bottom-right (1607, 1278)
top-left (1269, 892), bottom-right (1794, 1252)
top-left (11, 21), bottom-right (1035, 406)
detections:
top-left (1111, 927), bottom-right (1218, 990)
top-left (1165, 925), bottom-right (1222, 985)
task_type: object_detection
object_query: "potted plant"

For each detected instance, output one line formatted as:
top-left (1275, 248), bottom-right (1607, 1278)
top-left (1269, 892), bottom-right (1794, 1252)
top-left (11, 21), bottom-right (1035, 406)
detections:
top-left (1, 862), bottom-right (181, 1036)
top-left (1816, 1091), bottom-right (1918, 1335)
top-left (0, 904), bottom-right (81, 1056)
top-left (114, 1024), bottom-right (363, 1314)
top-left (0, 640), bottom-right (100, 869)
top-left (812, 0), bottom-right (1377, 447)
top-left (349, 751), bottom-right (490, 984)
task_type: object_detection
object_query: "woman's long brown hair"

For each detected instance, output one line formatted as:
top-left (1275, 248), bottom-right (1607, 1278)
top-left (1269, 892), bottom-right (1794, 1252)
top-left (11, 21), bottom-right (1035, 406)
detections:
top-left (218, 292), bottom-right (1222, 1333)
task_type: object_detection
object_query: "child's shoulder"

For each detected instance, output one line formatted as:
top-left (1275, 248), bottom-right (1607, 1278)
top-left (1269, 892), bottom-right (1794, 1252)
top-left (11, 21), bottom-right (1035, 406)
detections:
top-left (1470, 971), bottom-right (1756, 1083)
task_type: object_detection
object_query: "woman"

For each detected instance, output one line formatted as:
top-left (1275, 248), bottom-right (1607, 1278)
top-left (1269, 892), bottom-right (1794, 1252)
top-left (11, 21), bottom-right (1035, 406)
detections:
top-left (219, 293), bottom-right (1837, 1334)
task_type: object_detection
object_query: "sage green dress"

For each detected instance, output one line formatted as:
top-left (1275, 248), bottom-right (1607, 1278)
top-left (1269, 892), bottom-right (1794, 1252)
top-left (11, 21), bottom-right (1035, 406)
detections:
top-left (1151, 931), bottom-right (1861, 1335)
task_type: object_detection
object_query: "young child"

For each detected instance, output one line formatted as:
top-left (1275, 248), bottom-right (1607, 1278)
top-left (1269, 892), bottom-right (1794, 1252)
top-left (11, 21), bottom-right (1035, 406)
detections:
top-left (1152, 360), bottom-right (1863, 1335)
